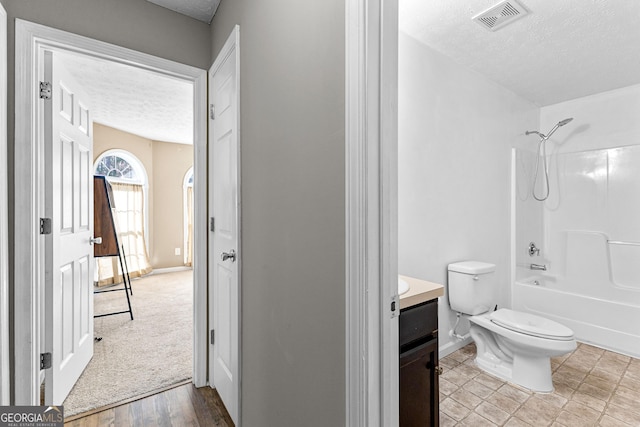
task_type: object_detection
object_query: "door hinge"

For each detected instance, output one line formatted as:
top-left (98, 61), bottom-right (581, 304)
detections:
top-left (210, 217), bottom-right (215, 232)
top-left (210, 330), bottom-right (215, 345)
top-left (39, 81), bottom-right (52, 100)
top-left (40, 218), bottom-right (52, 235)
top-left (209, 104), bottom-right (215, 120)
top-left (40, 352), bottom-right (52, 370)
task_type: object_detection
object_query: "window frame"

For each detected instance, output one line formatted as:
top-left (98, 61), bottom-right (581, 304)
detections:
top-left (183, 166), bottom-right (194, 266)
top-left (93, 149), bottom-right (150, 250)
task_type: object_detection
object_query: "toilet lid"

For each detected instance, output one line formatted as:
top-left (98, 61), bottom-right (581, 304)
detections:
top-left (490, 309), bottom-right (574, 340)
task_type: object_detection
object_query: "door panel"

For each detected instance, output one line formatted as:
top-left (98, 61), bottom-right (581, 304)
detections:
top-left (60, 263), bottom-right (74, 363)
top-left (79, 255), bottom-right (91, 338)
top-left (60, 137), bottom-right (74, 232)
top-left (208, 27), bottom-right (240, 424)
top-left (79, 145), bottom-right (90, 231)
top-left (217, 264), bottom-right (233, 375)
top-left (44, 51), bottom-right (94, 405)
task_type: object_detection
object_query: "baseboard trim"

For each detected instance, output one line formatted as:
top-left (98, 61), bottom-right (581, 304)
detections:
top-left (64, 378), bottom-right (193, 422)
top-left (439, 335), bottom-right (473, 358)
top-left (152, 266), bottom-right (193, 275)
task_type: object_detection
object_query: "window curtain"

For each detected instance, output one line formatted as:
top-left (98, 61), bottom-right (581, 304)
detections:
top-left (96, 182), bottom-right (152, 285)
top-left (185, 186), bottom-right (193, 267)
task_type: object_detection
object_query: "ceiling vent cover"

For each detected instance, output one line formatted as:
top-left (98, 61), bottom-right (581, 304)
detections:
top-left (472, 0), bottom-right (529, 31)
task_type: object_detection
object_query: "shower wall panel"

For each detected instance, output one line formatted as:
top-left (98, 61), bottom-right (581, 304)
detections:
top-left (514, 145), bottom-right (640, 357)
top-left (548, 145), bottom-right (640, 298)
top-left (514, 83), bottom-right (640, 357)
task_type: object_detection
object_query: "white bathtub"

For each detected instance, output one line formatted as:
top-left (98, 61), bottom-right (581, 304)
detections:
top-left (513, 275), bottom-right (640, 358)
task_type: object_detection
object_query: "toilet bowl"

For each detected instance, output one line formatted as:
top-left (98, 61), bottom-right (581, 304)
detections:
top-left (447, 261), bottom-right (577, 392)
top-left (469, 308), bottom-right (576, 392)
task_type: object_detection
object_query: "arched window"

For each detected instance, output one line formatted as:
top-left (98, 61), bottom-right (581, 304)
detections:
top-left (94, 150), bottom-right (152, 283)
top-left (183, 167), bottom-right (194, 267)
top-left (95, 155), bottom-right (137, 179)
top-left (94, 150), bottom-right (147, 185)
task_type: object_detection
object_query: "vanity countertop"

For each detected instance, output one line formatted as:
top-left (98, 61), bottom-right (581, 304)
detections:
top-left (399, 275), bottom-right (444, 309)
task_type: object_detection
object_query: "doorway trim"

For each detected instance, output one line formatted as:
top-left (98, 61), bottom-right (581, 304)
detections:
top-left (0, 1), bottom-right (9, 406)
top-left (345, 0), bottom-right (398, 425)
top-left (13, 19), bottom-right (208, 404)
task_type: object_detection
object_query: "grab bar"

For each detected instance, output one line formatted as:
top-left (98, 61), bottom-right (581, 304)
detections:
top-left (607, 240), bottom-right (640, 247)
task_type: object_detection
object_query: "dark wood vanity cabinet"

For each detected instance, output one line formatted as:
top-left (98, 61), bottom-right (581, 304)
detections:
top-left (399, 299), bottom-right (439, 427)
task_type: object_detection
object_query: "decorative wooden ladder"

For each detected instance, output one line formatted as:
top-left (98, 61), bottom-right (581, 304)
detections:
top-left (93, 176), bottom-right (134, 320)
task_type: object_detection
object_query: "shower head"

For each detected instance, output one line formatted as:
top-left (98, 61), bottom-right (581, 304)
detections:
top-left (528, 117), bottom-right (574, 202)
top-left (546, 117), bottom-right (574, 138)
top-left (526, 118), bottom-right (574, 140)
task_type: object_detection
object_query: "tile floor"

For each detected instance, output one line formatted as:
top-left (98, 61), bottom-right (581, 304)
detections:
top-left (439, 342), bottom-right (640, 426)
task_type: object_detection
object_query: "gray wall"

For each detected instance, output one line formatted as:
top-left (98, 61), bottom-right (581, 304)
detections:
top-left (211, 1), bottom-right (346, 426)
top-left (4, 0), bottom-right (347, 421)
top-left (3, 0), bottom-right (210, 401)
top-left (3, 0), bottom-right (210, 195)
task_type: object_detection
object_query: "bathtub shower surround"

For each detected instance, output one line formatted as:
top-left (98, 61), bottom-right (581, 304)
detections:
top-left (514, 144), bottom-right (640, 358)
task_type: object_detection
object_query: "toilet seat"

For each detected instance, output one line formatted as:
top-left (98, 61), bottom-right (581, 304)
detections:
top-left (490, 308), bottom-right (574, 341)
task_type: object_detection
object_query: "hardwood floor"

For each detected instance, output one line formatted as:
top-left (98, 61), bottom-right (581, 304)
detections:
top-left (64, 382), bottom-right (234, 427)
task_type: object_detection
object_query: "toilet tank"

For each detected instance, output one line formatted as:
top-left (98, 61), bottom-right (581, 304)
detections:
top-left (447, 261), bottom-right (496, 315)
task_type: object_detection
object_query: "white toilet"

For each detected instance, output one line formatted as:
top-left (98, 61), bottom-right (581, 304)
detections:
top-left (447, 261), bottom-right (576, 392)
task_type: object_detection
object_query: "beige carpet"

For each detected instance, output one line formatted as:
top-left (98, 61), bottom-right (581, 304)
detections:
top-left (63, 270), bottom-right (193, 416)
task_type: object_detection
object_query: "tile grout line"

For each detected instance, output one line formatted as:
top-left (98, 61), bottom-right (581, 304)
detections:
top-left (442, 342), bottom-right (639, 427)
top-left (598, 356), bottom-right (632, 426)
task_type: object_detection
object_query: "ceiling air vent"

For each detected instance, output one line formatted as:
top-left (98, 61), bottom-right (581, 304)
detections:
top-left (472, 0), bottom-right (529, 31)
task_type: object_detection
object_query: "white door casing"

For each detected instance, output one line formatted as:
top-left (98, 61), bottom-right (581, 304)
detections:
top-left (208, 25), bottom-right (240, 425)
top-left (14, 20), bottom-right (208, 404)
top-left (0, 1), bottom-right (9, 406)
top-left (43, 51), bottom-right (94, 404)
top-left (345, 0), bottom-right (399, 426)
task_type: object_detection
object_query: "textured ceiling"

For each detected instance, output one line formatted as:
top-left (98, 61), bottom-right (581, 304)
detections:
top-left (146, 0), bottom-right (220, 23)
top-left (399, 0), bottom-right (640, 106)
top-left (59, 52), bottom-right (193, 145)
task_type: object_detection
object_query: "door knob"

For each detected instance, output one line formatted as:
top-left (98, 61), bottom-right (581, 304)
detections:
top-left (221, 249), bottom-right (236, 262)
top-left (90, 236), bottom-right (103, 245)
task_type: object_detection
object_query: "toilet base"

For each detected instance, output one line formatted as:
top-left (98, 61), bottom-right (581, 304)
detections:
top-left (469, 317), bottom-right (575, 393)
top-left (474, 352), bottom-right (554, 393)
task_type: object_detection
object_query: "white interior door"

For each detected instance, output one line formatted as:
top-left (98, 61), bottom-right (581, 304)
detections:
top-left (208, 26), bottom-right (240, 424)
top-left (44, 50), bottom-right (94, 405)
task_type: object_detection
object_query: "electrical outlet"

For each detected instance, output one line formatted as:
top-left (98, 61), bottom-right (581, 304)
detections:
top-left (175, 248), bottom-right (181, 256)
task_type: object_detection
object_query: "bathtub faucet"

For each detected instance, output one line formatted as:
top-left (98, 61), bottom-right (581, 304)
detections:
top-left (530, 263), bottom-right (547, 271)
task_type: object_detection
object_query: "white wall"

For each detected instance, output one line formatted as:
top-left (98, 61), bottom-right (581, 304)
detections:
top-left (398, 32), bottom-right (538, 356)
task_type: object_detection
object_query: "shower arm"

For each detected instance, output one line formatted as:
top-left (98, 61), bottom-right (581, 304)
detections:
top-left (525, 130), bottom-right (546, 140)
